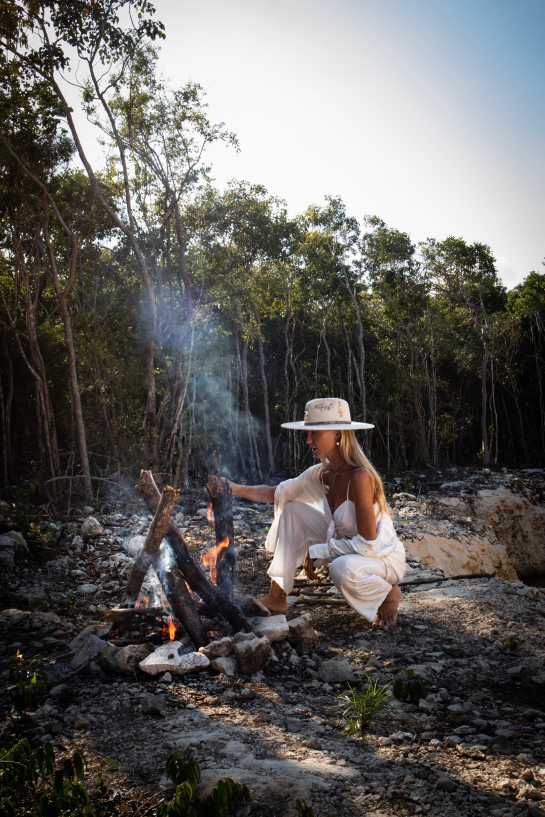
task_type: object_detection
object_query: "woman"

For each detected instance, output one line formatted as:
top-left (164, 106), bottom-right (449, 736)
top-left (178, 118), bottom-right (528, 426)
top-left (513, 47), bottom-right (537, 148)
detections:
top-left (229, 398), bottom-right (405, 627)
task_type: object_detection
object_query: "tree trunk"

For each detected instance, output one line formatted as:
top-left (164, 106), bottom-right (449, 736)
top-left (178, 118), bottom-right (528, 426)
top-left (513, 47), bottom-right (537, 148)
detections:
top-left (341, 268), bottom-right (366, 421)
top-left (0, 374), bottom-right (8, 487)
top-left (480, 338), bottom-right (490, 467)
top-left (42, 216), bottom-right (93, 501)
top-left (253, 305), bottom-right (274, 475)
top-left (240, 330), bottom-right (261, 481)
top-left (2, 338), bottom-right (12, 482)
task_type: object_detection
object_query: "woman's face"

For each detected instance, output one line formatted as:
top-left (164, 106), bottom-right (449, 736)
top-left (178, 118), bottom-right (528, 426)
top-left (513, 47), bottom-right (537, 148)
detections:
top-left (306, 429), bottom-right (340, 460)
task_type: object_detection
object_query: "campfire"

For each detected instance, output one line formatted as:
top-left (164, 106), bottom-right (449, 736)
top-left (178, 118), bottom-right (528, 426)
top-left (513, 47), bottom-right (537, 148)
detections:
top-left (203, 537), bottom-right (230, 585)
top-left (100, 472), bottom-right (252, 648)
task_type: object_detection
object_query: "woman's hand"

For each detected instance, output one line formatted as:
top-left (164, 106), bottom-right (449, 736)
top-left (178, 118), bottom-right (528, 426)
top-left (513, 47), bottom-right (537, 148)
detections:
top-left (303, 549), bottom-right (318, 581)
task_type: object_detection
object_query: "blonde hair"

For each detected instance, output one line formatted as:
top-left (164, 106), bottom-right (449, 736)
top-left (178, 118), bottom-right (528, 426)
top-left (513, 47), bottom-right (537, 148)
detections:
top-left (322, 429), bottom-right (391, 518)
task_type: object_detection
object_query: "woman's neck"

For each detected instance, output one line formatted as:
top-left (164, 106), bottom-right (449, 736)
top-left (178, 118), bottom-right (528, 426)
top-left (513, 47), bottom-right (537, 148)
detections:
top-left (327, 451), bottom-right (348, 472)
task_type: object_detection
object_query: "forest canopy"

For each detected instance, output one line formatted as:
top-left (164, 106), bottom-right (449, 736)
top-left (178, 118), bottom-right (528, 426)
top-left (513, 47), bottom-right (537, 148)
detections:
top-left (1, 0), bottom-right (544, 504)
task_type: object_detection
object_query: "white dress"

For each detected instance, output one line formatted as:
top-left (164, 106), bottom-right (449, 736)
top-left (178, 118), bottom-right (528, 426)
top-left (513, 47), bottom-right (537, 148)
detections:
top-left (265, 464), bottom-right (406, 622)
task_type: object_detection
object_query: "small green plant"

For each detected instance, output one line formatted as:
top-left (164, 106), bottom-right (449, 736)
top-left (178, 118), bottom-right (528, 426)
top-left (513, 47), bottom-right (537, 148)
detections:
top-left (9, 651), bottom-right (54, 716)
top-left (337, 674), bottom-right (392, 735)
top-left (0, 738), bottom-right (101, 817)
top-left (159, 749), bottom-right (250, 817)
top-left (64, 590), bottom-right (78, 614)
top-left (6, 480), bottom-right (43, 538)
top-left (404, 476), bottom-right (413, 493)
top-left (504, 635), bottom-right (523, 651)
top-left (345, 627), bottom-right (355, 637)
top-left (295, 800), bottom-right (336, 817)
top-left (392, 668), bottom-right (427, 703)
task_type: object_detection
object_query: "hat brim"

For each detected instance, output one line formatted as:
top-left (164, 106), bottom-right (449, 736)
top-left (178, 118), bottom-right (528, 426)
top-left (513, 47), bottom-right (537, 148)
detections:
top-left (281, 421), bottom-right (374, 430)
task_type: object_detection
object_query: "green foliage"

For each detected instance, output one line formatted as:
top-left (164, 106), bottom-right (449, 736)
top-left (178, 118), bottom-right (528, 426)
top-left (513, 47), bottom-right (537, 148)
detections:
top-left (9, 652), bottom-right (54, 717)
top-left (158, 750), bottom-right (250, 817)
top-left (392, 668), bottom-right (427, 703)
top-left (0, 738), bottom-right (99, 817)
top-left (504, 635), bottom-right (523, 651)
top-left (5, 482), bottom-right (43, 539)
top-left (337, 674), bottom-right (392, 735)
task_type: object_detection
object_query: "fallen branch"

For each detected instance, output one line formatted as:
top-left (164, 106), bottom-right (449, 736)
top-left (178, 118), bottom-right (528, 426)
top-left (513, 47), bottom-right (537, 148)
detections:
top-left (140, 470), bottom-right (251, 633)
top-left (99, 607), bottom-right (165, 624)
top-left (399, 571), bottom-right (495, 587)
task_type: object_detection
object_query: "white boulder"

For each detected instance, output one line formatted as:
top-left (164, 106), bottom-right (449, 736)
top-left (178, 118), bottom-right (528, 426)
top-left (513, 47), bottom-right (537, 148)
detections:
top-left (248, 614), bottom-right (289, 642)
top-left (139, 643), bottom-right (210, 676)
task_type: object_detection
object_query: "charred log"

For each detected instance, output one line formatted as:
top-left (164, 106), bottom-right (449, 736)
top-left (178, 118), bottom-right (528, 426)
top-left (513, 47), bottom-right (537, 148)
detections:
top-left (122, 484), bottom-right (208, 648)
top-left (206, 474), bottom-right (235, 601)
top-left (140, 470), bottom-right (252, 633)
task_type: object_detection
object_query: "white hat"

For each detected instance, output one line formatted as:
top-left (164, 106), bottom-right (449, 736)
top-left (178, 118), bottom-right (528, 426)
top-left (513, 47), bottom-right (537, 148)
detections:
top-left (282, 398), bottom-right (374, 430)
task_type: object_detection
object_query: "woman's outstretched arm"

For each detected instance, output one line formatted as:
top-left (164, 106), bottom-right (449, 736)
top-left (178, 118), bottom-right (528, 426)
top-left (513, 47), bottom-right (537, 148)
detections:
top-left (228, 482), bottom-right (276, 503)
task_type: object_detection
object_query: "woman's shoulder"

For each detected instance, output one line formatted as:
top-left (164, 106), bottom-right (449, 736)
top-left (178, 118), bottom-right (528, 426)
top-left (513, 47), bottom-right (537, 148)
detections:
top-left (350, 467), bottom-right (373, 489)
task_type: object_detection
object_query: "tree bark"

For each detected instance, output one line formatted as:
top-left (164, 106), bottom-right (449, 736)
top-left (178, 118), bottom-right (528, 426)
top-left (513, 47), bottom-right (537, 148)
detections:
top-left (123, 485), bottom-right (180, 602)
top-left (140, 470), bottom-right (252, 633)
top-left (206, 475), bottom-right (236, 602)
top-left (123, 484), bottom-right (208, 647)
top-left (42, 215), bottom-right (93, 500)
top-left (253, 305), bottom-right (275, 475)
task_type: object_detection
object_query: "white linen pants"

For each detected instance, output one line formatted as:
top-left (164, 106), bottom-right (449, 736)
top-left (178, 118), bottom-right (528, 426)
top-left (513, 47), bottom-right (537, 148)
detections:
top-left (267, 501), bottom-right (400, 622)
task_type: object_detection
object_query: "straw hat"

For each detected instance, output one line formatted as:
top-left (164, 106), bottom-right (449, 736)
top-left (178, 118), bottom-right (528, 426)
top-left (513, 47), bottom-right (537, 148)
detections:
top-left (282, 398), bottom-right (374, 430)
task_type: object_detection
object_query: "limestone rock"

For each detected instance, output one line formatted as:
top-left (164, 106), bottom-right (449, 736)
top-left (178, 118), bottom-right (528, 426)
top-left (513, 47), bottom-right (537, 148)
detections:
top-left (436, 775), bottom-right (456, 792)
top-left (142, 694), bottom-right (167, 716)
top-left (210, 656), bottom-right (239, 676)
top-left (238, 596), bottom-right (271, 617)
top-left (4, 531), bottom-right (28, 550)
top-left (404, 530), bottom-right (516, 579)
top-left (72, 535), bottom-right (84, 549)
top-left (139, 643), bottom-right (210, 676)
top-left (234, 632), bottom-right (257, 644)
top-left (295, 637), bottom-right (318, 656)
top-left (474, 486), bottom-right (545, 578)
top-left (70, 634), bottom-right (119, 674)
top-left (82, 516), bottom-right (105, 537)
top-left (248, 614), bottom-right (289, 642)
top-left (116, 643), bottom-right (155, 675)
top-left (0, 550), bottom-right (14, 571)
top-left (199, 637), bottom-right (234, 659)
top-left (288, 613), bottom-right (314, 642)
top-left (317, 655), bottom-right (356, 683)
top-left (234, 635), bottom-right (272, 674)
top-left (77, 584), bottom-right (98, 595)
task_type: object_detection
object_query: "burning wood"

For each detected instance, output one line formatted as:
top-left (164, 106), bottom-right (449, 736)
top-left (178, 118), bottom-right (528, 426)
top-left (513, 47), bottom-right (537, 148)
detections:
top-left (121, 481), bottom-right (208, 648)
top-left (139, 470), bottom-right (252, 633)
top-left (122, 486), bottom-right (180, 604)
top-left (203, 537), bottom-right (230, 585)
top-left (205, 475), bottom-right (236, 602)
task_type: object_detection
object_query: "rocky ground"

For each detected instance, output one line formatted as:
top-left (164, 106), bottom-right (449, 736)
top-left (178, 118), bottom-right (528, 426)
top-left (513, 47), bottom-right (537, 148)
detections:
top-left (1, 467), bottom-right (545, 817)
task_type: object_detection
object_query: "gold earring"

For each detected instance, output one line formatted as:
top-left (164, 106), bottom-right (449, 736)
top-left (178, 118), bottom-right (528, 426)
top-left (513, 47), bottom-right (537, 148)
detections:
top-left (336, 441), bottom-right (340, 446)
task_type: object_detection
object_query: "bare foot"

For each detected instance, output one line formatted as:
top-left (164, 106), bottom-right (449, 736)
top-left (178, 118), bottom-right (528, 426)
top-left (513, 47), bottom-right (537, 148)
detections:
top-left (372, 585), bottom-right (402, 628)
top-left (260, 581), bottom-right (288, 615)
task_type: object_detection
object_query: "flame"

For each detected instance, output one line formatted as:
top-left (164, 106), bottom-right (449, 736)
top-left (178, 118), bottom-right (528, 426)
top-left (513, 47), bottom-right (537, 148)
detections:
top-left (135, 595), bottom-right (149, 609)
top-left (203, 537), bottom-right (230, 584)
top-left (206, 503), bottom-right (213, 523)
top-left (162, 618), bottom-right (176, 640)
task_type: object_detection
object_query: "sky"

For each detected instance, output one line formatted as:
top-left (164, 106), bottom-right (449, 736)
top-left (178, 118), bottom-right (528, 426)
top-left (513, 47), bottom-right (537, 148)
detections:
top-left (69, 0), bottom-right (545, 288)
